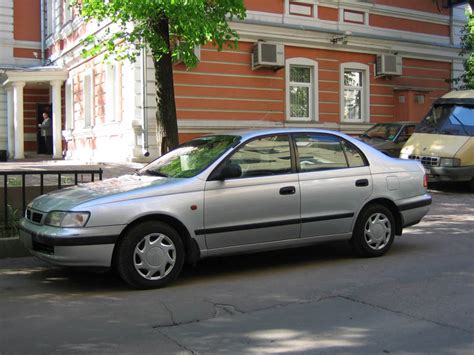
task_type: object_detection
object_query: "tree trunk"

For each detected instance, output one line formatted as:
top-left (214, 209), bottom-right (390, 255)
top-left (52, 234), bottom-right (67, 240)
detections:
top-left (152, 16), bottom-right (179, 154)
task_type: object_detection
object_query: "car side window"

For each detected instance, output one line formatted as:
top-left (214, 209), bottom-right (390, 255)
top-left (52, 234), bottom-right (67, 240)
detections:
top-left (295, 134), bottom-right (348, 172)
top-left (341, 140), bottom-right (366, 167)
top-left (227, 135), bottom-right (292, 178)
top-left (397, 125), bottom-right (415, 142)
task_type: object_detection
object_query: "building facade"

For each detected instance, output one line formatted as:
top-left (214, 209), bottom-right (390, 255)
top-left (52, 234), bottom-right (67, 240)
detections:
top-left (0, 0), bottom-right (469, 162)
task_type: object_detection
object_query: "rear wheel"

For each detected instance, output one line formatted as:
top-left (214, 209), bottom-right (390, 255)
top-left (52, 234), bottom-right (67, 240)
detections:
top-left (351, 204), bottom-right (395, 257)
top-left (116, 221), bottom-right (184, 289)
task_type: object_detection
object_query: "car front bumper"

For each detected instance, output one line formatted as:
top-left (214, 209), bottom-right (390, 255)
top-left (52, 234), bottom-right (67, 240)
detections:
top-left (18, 218), bottom-right (125, 267)
top-left (425, 165), bottom-right (474, 183)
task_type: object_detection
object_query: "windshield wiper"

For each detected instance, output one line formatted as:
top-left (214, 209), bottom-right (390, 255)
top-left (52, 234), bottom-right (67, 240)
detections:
top-left (141, 170), bottom-right (169, 177)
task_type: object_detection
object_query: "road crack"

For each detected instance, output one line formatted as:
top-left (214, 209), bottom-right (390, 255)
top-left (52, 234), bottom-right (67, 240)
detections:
top-left (337, 295), bottom-right (473, 335)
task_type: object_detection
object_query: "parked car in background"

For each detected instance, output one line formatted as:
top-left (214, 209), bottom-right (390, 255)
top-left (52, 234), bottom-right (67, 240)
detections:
top-left (19, 129), bottom-right (431, 289)
top-left (400, 90), bottom-right (474, 191)
top-left (359, 122), bottom-right (417, 157)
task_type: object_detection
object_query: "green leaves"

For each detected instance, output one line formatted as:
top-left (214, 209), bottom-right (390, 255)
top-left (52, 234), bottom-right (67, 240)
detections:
top-left (454, 7), bottom-right (474, 89)
top-left (74, 0), bottom-right (246, 67)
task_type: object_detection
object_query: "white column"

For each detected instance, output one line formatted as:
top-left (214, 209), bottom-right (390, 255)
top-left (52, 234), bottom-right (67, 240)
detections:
top-left (13, 81), bottom-right (25, 160)
top-left (6, 87), bottom-right (14, 159)
top-left (51, 80), bottom-right (63, 159)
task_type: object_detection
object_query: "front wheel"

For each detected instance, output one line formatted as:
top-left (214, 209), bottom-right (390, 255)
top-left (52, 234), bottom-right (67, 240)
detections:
top-left (351, 204), bottom-right (395, 257)
top-left (115, 221), bottom-right (185, 289)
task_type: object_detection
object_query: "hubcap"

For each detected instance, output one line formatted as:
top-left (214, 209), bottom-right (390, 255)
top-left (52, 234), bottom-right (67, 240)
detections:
top-left (133, 233), bottom-right (176, 280)
top-left (364, 212), bottom-right (391, 250)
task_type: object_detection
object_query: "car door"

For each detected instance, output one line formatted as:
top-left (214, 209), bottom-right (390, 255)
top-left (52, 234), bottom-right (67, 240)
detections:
top-left (203, 134), bottom-right (301, 249)
top-left (294, 133), bottom-right (373, 238)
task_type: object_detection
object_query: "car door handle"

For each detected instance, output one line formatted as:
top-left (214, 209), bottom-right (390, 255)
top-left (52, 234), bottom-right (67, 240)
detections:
top-left (280, 186), bottom-right (296, 195)
top-left (355, 179), bottom-right (369, 187)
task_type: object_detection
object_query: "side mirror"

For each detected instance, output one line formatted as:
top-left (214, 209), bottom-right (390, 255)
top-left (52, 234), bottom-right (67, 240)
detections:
top-left (209, 164), bottom-right (242, 181)
top-left (219, 164), bottom-right (242, 180)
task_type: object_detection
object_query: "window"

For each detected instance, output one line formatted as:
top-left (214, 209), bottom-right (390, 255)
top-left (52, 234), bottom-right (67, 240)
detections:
top-left (83, 70), bottom-right (94, 128)
top-left (227, 135), bottom-right (292, 178)
top-left (340, 63), bottom-right (370, 122)
top-left (341, 140), bottom-right (366, 167)
top-left (63, 0), bottom-right (73, 23)
top-left (295, 134), bottom-right (348, 172)
top-left (286, 58), bottom-right (318, 121)
top-left (105, 63), bottom-right (122, 122)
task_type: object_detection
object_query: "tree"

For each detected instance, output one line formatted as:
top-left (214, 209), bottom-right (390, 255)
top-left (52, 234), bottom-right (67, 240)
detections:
top-left (72, 0), bottom-right (246, 153)
top-left (455, 4), bottom-right (474, 89)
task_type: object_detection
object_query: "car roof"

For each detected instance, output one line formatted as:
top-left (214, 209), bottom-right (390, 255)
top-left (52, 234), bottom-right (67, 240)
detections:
top-left (213, 128), bottom-right (354, 141)
top-left (436, 90), bottom-right (474, 105)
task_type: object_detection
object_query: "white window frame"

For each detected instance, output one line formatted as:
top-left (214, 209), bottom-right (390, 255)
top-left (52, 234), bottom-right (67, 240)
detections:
top-left (105, 63), bottom-right (123, 122)
top-left (285, 0), bottom-right (318, 19)
top-left (340, 62), bottom-right (370, 123)
top-left (83, 69), bottom-right (94, 128)
top-left (65, 78), bottom-right (74, 130)
top-left (286, 57), bottom-right (318, 121)
top-left (63, 0), bottom-right (73, 23)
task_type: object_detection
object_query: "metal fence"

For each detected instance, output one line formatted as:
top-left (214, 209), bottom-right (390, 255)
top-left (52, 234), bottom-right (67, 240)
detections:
top-left (1, 169), bottom-right (103, 227)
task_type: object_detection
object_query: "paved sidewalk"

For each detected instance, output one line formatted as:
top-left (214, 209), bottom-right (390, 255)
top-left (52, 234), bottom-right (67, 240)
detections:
top-left (0, 157), bottom-right (146, 180)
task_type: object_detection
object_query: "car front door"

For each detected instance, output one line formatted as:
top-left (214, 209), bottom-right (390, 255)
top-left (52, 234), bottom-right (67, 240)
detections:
top-left (203, 134), bottom-right (301, 250)
top-left (294, 133), bottom-right (373, 238)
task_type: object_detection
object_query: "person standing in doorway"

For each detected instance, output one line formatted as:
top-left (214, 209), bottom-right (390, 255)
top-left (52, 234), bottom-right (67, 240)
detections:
top-left (38, 112), bottom-right (53, 155)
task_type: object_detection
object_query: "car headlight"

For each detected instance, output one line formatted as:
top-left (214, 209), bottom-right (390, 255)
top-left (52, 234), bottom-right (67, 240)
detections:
top-left (440, 158), bottom-right (460, 167)
top-left (399, 153), bottom-right (409, 159)
top-left (44, 211), bottom-right (90, 227)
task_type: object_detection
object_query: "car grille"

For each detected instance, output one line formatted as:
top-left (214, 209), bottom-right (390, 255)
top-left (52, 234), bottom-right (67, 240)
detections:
top-left (408, 155), bottom-right (440, 167)
top-left (26, 208), bottom-right (44, 224)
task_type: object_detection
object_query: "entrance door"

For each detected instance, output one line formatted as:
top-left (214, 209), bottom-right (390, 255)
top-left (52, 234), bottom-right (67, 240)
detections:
top-left (37, 104), bottom-right (52, 154)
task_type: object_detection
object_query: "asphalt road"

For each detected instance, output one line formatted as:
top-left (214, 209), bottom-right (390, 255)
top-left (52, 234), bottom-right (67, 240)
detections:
top-left (0, 187), bottom-right (473, 354)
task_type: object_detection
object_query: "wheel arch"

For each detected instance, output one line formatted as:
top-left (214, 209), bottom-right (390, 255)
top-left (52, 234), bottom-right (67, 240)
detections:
top-left (111, 214), bottom-right (201, 269)
top-left (357, 198), bottom-right (403, 236)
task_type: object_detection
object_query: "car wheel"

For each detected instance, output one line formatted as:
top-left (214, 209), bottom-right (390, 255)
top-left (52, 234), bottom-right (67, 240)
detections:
top-left (116, 221), bottom-right (184, 289)
top-left (351, 204), bottom-right (395, 257)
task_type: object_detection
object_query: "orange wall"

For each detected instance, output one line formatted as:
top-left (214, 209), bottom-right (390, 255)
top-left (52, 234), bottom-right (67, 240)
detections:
top-left (369, 14), bottom-right (450, 36)
top-left (375, 0), bottom-right (450, 15)
top-left (13, 0), bottom-right (41, 41)
top-left (318, 6), bottom-right (338, 21)
top-left (173, 41), bottom-right (450, 125)
top-left (244, 0), bottom-right (283, 14)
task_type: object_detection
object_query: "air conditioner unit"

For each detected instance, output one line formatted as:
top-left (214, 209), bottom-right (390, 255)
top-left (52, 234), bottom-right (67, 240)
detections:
top-left (376, 54), bottom-right (402, 76)
top-left (252, 42), bottom-right (284, 70)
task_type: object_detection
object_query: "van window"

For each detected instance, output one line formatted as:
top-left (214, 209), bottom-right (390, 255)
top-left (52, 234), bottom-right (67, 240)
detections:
top-left (416, 105), bottom-right (474, 137)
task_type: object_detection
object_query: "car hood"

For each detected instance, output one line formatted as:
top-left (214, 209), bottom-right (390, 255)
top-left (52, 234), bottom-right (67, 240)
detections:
top-left (30, 174), bottom-right (176, 212)
top-left (400, 133), bottom-right (470, 157)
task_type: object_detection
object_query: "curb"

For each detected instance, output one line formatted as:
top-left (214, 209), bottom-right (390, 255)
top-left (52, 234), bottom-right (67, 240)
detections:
top-left (0, 237), bottom-right (31, 259)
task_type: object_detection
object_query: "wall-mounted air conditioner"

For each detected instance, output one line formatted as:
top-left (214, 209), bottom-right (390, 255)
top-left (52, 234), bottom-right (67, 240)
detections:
top-left (376, 54), bottom-right (402, 76)
top-left (252, 42), bottom-right (284, 70)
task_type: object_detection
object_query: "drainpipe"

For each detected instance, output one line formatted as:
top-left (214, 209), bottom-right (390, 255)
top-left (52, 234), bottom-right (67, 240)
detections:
top-left (141, 46), bottom-right (150, 157)
top-left (40, 0), bottom-right (45, 65)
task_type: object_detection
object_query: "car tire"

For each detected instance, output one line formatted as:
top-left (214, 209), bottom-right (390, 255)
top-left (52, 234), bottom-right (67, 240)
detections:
top-left (116, 221), bottom-right (185, 289)
top-left (351, 204), bottom-right (395, 257)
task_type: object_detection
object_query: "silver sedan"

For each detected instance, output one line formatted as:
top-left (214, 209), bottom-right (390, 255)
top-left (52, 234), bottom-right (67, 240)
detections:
top-left (19, 129), bottom-right (431, 288)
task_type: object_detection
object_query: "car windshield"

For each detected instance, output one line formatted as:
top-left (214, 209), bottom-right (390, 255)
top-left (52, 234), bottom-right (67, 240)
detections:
top-left (139, 135), bottom-right (240, 178)
top-left (361, 123), bottom-right (402, 141)
top-left (416, 105), bottom-right (474, 137)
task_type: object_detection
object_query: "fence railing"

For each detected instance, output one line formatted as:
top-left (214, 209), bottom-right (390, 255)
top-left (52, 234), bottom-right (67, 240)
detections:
top-left (1, 169), bottom-right (103, 227)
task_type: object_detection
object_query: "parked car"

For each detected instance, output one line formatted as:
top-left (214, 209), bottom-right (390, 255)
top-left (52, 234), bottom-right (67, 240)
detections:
top-left (400, 90), bottom-right (474, 191)
top-left (19, 129), bottom-right (431, 289)
top-left (359, 122), bottom-right (417, 157)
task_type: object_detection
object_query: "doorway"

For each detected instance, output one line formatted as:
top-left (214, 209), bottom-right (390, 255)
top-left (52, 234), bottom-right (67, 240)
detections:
top-left (36, 103), bottom-right (52, 154)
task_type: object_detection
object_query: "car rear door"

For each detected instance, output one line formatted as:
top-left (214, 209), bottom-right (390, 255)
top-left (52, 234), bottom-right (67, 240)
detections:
top-left (202, 134), bottom-right (301, 250)
top-left (294, 133), bottom-right (373, 238)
